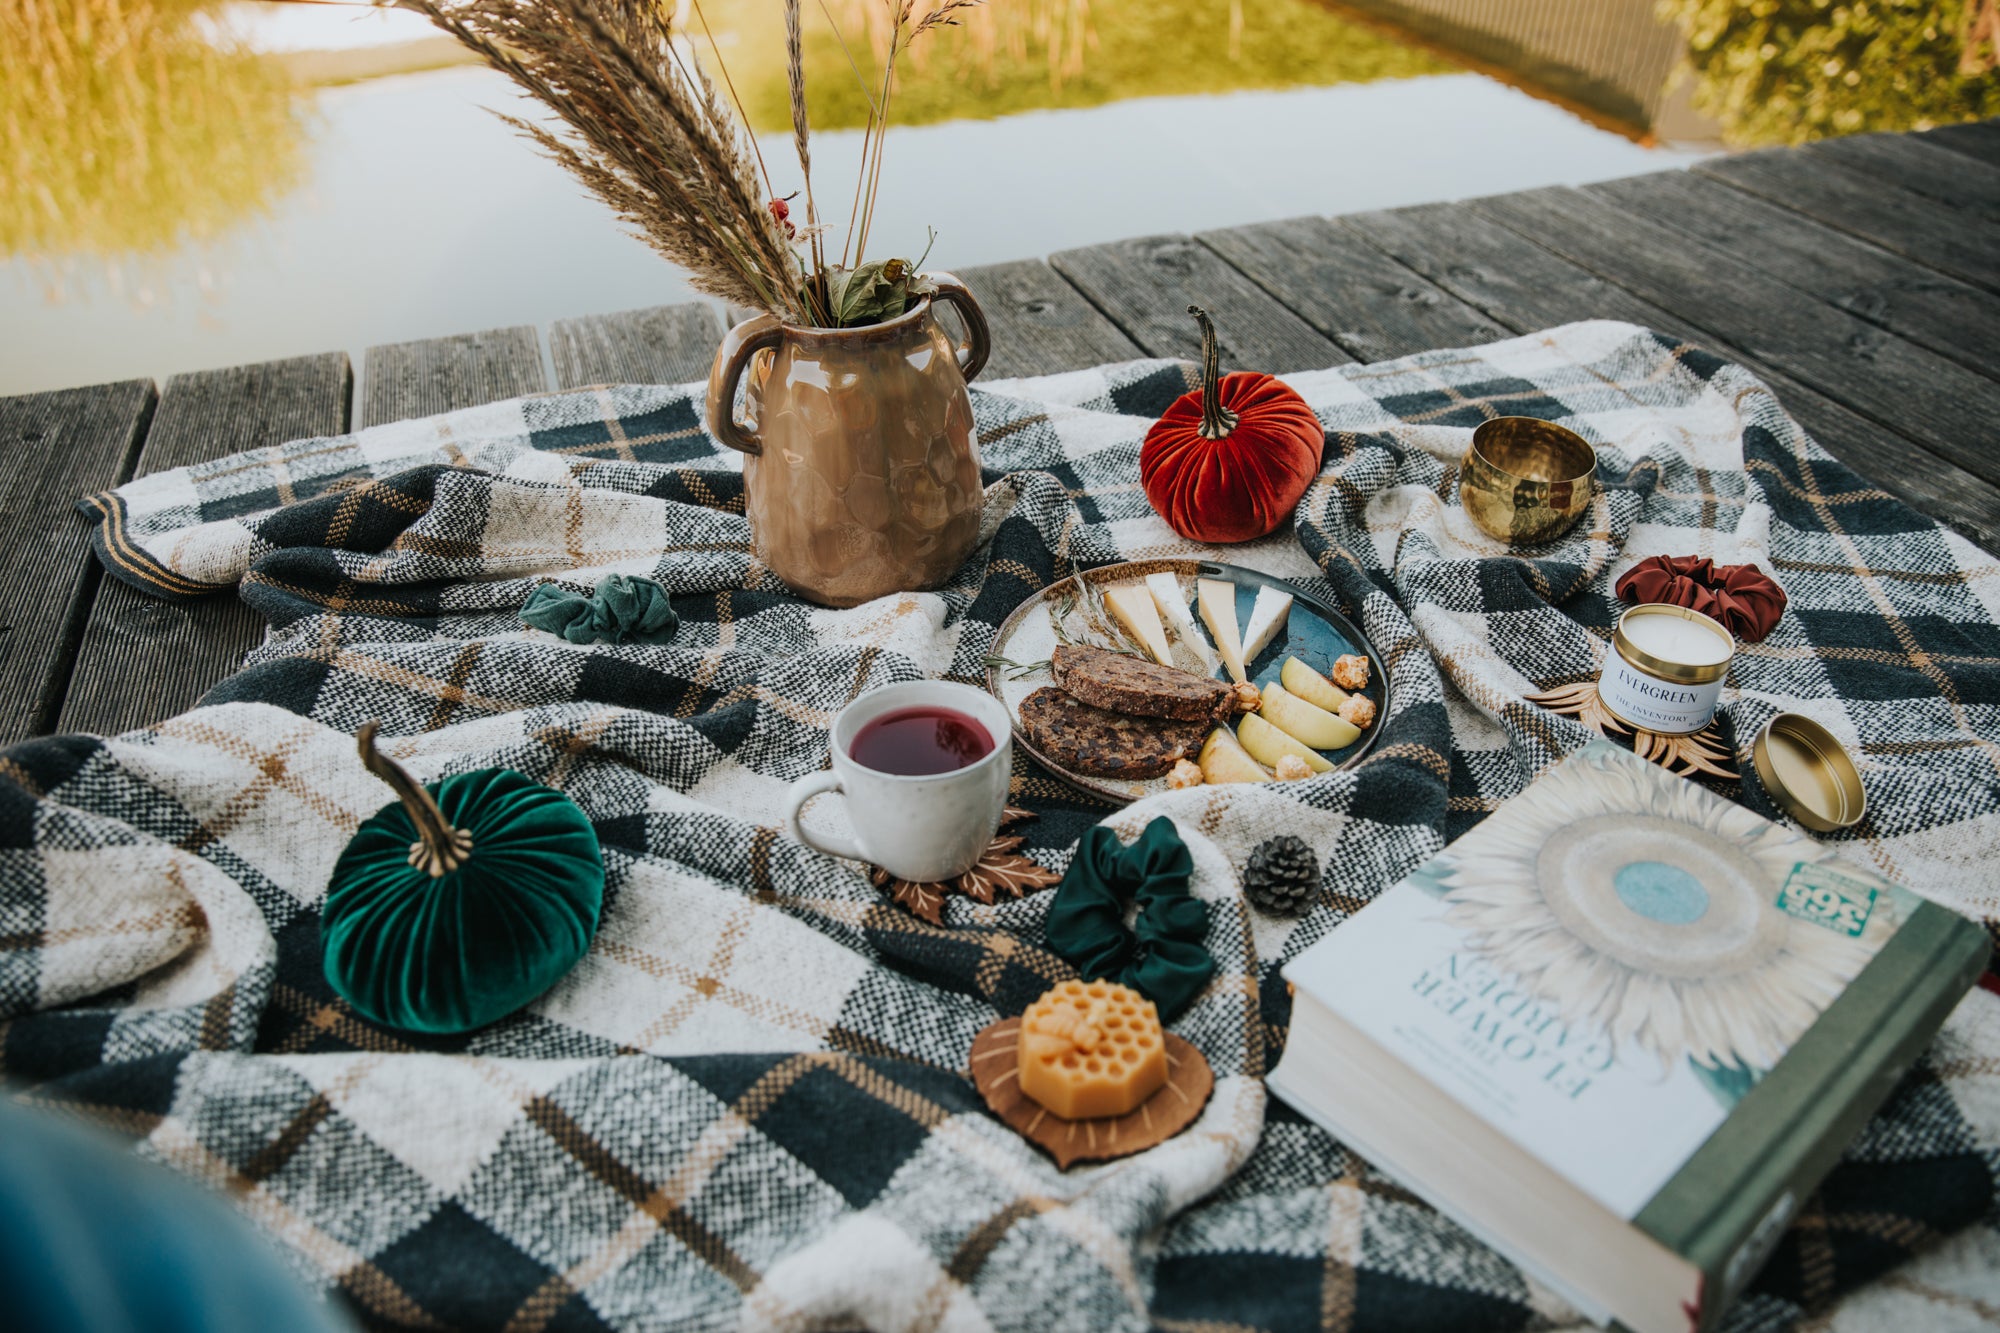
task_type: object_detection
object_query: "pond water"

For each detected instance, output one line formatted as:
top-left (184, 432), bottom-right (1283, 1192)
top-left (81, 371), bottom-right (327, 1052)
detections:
top-left (1, 0), bottom-right (1991, 396)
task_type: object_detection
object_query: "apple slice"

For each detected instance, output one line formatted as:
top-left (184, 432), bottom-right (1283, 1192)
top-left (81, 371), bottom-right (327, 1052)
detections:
top-left (1239, 713), bottom-right (1334, 774)
top-left (1198, 727), bottom-right (1272, 784)
top-left (1280, 656), bottom-right (1349, 714)
top-left (1198, 579), bottom-right (1247, 683)
top-left (1261, 683), bottom-right (1362, 751)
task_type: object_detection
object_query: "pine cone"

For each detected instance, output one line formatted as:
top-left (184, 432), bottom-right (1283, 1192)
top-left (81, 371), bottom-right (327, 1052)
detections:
top-left (1244, 835), bottom-right (1318, 916)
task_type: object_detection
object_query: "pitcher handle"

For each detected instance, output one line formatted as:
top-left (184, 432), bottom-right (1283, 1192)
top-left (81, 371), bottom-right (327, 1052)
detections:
top-left (705, 312), bottom-right (784, 456)
top-left (926, 272), bottom-right (991, 384)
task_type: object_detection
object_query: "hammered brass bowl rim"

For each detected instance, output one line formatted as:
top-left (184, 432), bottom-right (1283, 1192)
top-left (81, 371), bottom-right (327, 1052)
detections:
top-left (1467, 417), bottom-right (1599, 488)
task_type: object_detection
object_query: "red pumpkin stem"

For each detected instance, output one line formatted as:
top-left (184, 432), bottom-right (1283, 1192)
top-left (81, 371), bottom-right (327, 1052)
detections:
top-left (356, 721), bottom-right (475, 878)
top-left (1188, 305), bottom-right (1240, 441)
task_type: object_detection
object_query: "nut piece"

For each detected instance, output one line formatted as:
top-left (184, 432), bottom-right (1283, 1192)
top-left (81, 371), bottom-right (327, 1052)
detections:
top-left (1338, 694), bottom-right (1376, 730)
top-left (1167, 758), bottom-right (1204, 789)
top-left (1274, 754), bottom-right (1313, 781)
top-left (1330, 654), bottom-right (1371, 692)
top-left (1231, 681), bottom-right (1262, 713)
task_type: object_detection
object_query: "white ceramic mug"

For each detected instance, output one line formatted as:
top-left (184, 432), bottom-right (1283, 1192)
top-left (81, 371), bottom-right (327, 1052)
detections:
top-left (784, 681), bottom-right (1013, 882)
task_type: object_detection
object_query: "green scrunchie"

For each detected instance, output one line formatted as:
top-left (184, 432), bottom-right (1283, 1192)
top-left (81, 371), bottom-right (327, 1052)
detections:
top-left (519, 573), bottom-right (679, 645)
top-left (1044, 816), bottom-right (1216, 1020)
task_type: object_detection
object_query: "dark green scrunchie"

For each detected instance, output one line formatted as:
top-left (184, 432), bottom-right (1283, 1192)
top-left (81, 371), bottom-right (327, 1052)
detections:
top-left (1044, 816), bottom-right (1216, 1020)
top-left (519, 573), bottom-right (679, 645)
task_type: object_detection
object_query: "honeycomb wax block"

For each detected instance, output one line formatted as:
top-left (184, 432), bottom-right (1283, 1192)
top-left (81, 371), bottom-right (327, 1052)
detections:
top-left (1017, 978), bottom-right (1168, 1120)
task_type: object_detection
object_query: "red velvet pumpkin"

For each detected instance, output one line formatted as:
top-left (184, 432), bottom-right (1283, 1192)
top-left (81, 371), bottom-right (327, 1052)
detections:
top-left (1140, 306), bottom-right (1325, 544)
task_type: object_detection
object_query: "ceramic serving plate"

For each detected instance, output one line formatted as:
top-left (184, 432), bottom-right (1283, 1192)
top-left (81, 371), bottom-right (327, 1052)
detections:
top-left (983, 558), bottom-right (1388, 804)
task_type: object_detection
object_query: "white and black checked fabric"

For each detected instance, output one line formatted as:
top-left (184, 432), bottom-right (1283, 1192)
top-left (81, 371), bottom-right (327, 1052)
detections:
top-left (4, 321), bottom-right (1995, 1331)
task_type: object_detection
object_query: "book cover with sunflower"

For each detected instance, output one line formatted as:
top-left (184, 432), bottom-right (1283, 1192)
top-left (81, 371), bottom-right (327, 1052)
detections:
top-left (1288, 741), bottom-right (1981, 1226)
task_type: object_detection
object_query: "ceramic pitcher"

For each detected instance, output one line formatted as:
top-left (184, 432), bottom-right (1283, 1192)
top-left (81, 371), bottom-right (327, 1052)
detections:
top-left (704, 274), bottom-right (993, 608)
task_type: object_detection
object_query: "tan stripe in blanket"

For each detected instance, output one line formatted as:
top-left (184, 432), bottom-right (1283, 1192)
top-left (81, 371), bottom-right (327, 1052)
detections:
top-left (267, 984), bottom-right (421, 1055)
top-left (947, 1197), bottom-right (1056, 1287)
top-left (1318, 1176), bottom-right (1368, 1333)
top-left (234, 1092), bottom-right (335, 1188)
top-left (0, 757), bottom-right (41, 798)
top-left (523, 1094), bottom-right (760, 1291)
top-left (423, 641), bottom-right (486, 732)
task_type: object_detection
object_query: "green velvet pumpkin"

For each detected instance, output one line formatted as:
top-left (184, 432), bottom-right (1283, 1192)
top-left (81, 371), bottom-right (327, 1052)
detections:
top-left (323, 724), bottom-right (606, 1034)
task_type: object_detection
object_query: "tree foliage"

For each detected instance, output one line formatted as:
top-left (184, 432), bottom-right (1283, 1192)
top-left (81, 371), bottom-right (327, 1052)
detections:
top-left (1658, 0), bottom-right (2000, 145)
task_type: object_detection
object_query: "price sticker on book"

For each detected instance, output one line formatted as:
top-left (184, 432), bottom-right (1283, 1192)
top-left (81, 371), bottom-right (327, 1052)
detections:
top-left (1776, 863), bottom-right (1879, 937)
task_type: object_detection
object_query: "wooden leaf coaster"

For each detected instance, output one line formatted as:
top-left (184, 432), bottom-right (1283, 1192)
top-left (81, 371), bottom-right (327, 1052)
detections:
top-left (968, 1016), bottom-right (1214, 1169)
top-left (868, 807), bottom-right (1060, 925)
top-left (1527, 679), bottom-right (1738, 780)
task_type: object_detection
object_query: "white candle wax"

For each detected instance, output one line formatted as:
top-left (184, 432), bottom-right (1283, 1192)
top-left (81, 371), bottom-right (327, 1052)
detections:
top-left (1621, 612), bottom-right (1730, 666)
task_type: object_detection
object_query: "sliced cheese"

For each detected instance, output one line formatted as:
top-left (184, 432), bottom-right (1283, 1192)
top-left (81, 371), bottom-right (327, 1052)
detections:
top-left (1145, 571), bottom-right (1217, 672)
top-left (1103, 582), bottom-right (1174, 666)
top-left (1198, 578), bottom-right (1247, 683)
top-left (1240, 587), bottom-right (1294, 667)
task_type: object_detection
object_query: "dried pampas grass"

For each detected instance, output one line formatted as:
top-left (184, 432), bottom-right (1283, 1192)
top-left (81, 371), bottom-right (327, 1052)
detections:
top-left (404, 0), bottom-right (981, 327)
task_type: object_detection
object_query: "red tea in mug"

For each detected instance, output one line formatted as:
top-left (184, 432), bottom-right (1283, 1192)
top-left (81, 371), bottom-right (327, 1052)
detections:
top-left (848, 706), bottom-right (995, 776)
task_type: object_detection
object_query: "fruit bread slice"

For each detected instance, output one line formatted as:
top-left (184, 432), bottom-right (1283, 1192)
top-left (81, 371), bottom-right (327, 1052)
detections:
top-left (1050, 644), bottom-right (1233, 725)
top-left (1018, 687), bottom-right (1209, 779)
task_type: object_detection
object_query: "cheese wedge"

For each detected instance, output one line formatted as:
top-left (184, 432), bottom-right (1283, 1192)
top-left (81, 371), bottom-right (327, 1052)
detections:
top-left (1145, 571), bottom-right (1216, 672)
top-left (1103, 582), bottom-right (1174, 666)
top-left (1240, 587), bottom-right (1293, 667)
top-left (1197, 579), bottom-right (1247, 683)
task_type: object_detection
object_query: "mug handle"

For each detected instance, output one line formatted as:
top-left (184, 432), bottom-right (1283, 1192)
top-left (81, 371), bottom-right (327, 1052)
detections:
top-left (705, 312), bottom-right (784, 457)
top-left (926, 272), bottom-right (991, 384)
top-left (783, 770), bottom-right (865, 861)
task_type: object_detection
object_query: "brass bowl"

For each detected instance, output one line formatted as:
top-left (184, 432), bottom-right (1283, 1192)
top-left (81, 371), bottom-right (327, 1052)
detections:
top-left (1458, 417), bottom-right (1598, 545)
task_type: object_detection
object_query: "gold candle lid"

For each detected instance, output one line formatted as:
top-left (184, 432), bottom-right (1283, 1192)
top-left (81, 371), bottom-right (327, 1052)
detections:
top-left (1751, 713), bottom-right (1866, 832)
top-left (1612, 603), bottom-right (1735, 686)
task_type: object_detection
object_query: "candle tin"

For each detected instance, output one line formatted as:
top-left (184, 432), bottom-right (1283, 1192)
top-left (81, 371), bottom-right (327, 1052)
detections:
top-left (1597, 603), bottom-right (1735, 735)
top-left (1751, 713), bottom-right (1867, 832)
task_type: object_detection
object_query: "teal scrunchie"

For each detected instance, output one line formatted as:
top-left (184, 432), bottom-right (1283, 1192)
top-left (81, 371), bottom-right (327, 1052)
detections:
top-left (519, 573), bottom-right (679, 645)
top-left (1044, 816), bottom-right (1216, 1020)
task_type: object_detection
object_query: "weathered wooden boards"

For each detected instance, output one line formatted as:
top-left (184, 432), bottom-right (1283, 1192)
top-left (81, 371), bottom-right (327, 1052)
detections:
top-left (6, 116), bottom-right (2000, 745)
top-left (0, 381), bottom-right (153, 745)
top-left (56, 355), bottom-right (352, 736)
top-left (550, 303), bottom-right (722, 389)
top-left (360, 324), bottom-right (547, 428)
top-left (1050, 233), bottom-right (1346, 372)
top-left (1199, 215), bottom-right (1508, 363)
top-left (959, 260), bottom-right (1142, 379)
top-left (1345, 197), bottom-right (2000, 552)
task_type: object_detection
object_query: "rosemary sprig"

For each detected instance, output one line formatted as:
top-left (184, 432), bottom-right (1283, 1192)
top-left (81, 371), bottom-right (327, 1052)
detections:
top-left (983, 654), bottom-right (1050, 680)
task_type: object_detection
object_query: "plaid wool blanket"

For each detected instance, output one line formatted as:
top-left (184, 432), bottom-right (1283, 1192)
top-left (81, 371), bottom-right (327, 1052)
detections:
top-left (7, 320), bottom-right (1997, 1331)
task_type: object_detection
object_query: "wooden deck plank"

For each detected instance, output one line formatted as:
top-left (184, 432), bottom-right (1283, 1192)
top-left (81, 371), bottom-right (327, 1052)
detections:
top-left (56, 355), bottom-right (353, 737)
top-left (1695, 149), bottom-right (2000, 294)
top-left (957, 259), bottom-right (1145, 379)
top-left (549, 303), bottom-right (722, 389)
top-left (1196, 215), bottom-right (1509, 363)
top-left (1472, 185), bottom-right (2000, 492)
top-left (360, 324), bottom-right (548, 428)
top-left (1048, 233), bottom-right (1347, 372)
top-left (0, 380), bottom-right (155, 745)
top-left (1585, 169), bottom-right (2000, 379)
top-left (1342, 202), bottom-right (2000, 553)
top-left (1807, 132), bottom-right (2000, 224)
top-left (1921, 118), bottom-right (2000, 169)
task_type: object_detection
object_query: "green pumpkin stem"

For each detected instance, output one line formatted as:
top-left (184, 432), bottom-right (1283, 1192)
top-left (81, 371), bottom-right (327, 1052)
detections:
top-left (1188, 305), bottom-right (1240, 441)
top-left (356, 721), bottom-right (475, 878)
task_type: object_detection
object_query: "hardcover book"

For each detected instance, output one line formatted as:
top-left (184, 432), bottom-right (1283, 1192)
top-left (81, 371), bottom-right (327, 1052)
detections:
top-left (1268, 741), bottom-right (1989, 1333)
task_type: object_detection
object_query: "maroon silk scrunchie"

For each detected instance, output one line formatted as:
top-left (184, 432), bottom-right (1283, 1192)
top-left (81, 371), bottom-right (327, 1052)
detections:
top-left (1614, 556), bottom-right (1788, 643)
